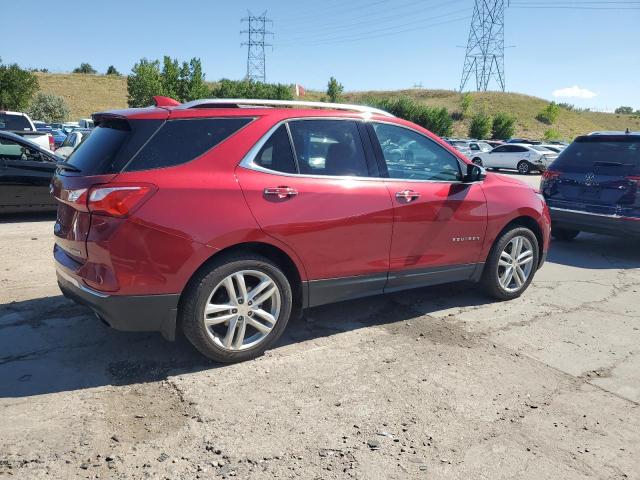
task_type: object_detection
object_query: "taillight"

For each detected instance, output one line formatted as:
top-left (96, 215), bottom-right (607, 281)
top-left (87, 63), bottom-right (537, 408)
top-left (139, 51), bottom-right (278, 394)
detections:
top-left (88, 184), bottom-right (157, 218)
top-left (542, 170), bottom-right (560, 180)
top-left (48, 133), bottom-right (55, 150)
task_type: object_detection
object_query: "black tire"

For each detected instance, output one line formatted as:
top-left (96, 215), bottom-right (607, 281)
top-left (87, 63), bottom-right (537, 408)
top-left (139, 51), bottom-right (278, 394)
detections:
top-left (517, 160), bottom-right (532, 175)
top-left (481, 226), bottom-right (540, 301)
top-left (472, 157), bottom-right (483, 166)
top-left (181, 254), bottom-right (293, 363)
top-left (552, 227), bottom-right (580, 241)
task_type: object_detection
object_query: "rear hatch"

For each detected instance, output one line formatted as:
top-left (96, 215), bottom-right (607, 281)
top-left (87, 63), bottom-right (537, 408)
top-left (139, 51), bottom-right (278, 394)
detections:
top-left (52, 115), bottom-right (166, 263)
top-left (542, 135), bottom-right (640, 216)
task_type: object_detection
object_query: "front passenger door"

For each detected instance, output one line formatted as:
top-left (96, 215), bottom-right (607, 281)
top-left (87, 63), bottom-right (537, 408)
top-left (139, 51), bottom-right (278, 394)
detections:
top-left (368, 122), bottom-right (488, 291)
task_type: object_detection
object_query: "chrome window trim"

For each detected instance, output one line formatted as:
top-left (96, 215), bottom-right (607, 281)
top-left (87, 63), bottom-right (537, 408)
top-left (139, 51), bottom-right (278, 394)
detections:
top-left (238, 117), bottom-right (469, 185)
top-left (549, 207), bottom-right (625, 219)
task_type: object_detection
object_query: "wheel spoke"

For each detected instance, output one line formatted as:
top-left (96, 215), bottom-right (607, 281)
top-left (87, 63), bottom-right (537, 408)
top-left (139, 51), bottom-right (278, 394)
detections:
top-left (512, 237), bottom-right (523, 259)
top-left (234, 273), bottom-right (248, 304)
top-left (501, 266), bottom-right (514, 288)
top-left (223, 277), bottom-right (238, 305)
top-left (205, 303), bottom-right (235, 315)
top-left (252, 283), bottom-right (277, 307)
top-left (500, 250), bottom-right (513, 263)
top-left (233, 321), bottom-right (247, 349)
top-left (499, 258), bottom-right (511, 268)
top-left (252, 308), bottom-right (276, 326)
top-left (513, 267), bottom-right (524, 287)
top-left (205, 313), bottom-right (237, 326)
top-left (223, 316), bottom-right (239, 348)
top-left (518, 250), bottom-right (533, 265)
top-left (248, 279), bottom-right (273, 304)
top-left (247, 317), bottom-right (273, 334)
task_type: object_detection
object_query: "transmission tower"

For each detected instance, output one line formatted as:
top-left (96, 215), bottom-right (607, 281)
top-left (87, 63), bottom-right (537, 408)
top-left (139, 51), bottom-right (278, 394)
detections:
top-left (459, 0), bottom-right (507, 92)
top-left (241, 11), bottom-right (273, 83)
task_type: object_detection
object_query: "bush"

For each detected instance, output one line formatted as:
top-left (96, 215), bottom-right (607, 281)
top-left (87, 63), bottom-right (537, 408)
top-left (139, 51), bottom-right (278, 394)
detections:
top-left (27, 92), bottom-right (69, 123)
top-left (543, 128), bottom-right (561, 141)
top-left (615, 106), bottom-right (634, 115)
top-left (557, 102), bottom-right (575, 111)
top-left (106, 65), bottom-right (121, 76)
top-left (73, 63), bottom-right (97, 74)
top-left (491, 112), bottom-right (516, 140)
top-left (365, 97), bottom-right (453, 137)
top-left (210, 79), bottom-right (294, 100)
top-left (0, 58), bottom-right (39, 110)
top-left (326, 77), bottom-right (344, 103)
top-left (468, 112), bottom-right (491, 139)
top-left (536, 101), bottom-right (561, 125)
top-left (127, 56), bottom-right (210, 107)
top-left (460, 92), bottom-right (473, 118)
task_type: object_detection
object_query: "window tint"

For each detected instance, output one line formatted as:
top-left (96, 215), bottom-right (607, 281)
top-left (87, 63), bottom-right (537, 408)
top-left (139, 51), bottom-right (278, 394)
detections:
top-left (552, 137), bottom-right (640, 175)
top-left (492, 145), bottom-right (508, 153)
top-left (0, 138), bottom-right (46, 162)
top-left (0, 113), bottom-right (31, 131)
top-left (372, 123), bottom-right (461, 181)
top-left (254, 125), bottom-right (297, 174)
top-left (513, 146), bottom-right (529, 153)
top-left (125, 118), bottom-right (252, 172)
top-left (288, 120), bottom-right (369, 177)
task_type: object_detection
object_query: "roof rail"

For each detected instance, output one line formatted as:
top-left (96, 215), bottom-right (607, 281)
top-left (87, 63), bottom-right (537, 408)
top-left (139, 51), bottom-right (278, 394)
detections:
top-left (176, 98), bottom-right (394, 117)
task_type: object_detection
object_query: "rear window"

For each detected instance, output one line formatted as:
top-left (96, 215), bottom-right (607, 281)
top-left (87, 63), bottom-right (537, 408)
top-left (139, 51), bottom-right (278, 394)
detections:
top-left (124, 118), bottom-right (252, 172)
top-left (0, 113), bottom-right (32, 131)
top-left (552, 137), bottom-right (640, 175)
top-left (66, 119), bottom-right (163, 175)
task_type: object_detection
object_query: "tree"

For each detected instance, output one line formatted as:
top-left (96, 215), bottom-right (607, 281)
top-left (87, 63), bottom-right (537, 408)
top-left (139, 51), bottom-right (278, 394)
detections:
top-left (460, 92), bottom-right (473, 118)
top-left (468, 112), bottom-right (491, 139)
top-left (106, 65), bottom-right (121, 76)
top-left (364, 97), bottom-right (453, 137)
top-left (0, 58), bottom-right (39, 111)
top-left (326, 77), bottom-right (344, 103)
top-left (73, 63), bottom-right (97, 74)
top-left (210, 79), bottom-right (294, 100)
top-left (491, 112), bottom-right (516, 140)
top-left (615, 106), bottom-right (634, 115)
top-left (127, 58), bottom-right (163, 107)
top-left (536, 101), bottom-right (561, 125)
top-left (543, 128), bottom-right (561, 142)
top-left (179, 58), bottom-right (209, 101)
top-left (27, 92), bottom-right (69, 123)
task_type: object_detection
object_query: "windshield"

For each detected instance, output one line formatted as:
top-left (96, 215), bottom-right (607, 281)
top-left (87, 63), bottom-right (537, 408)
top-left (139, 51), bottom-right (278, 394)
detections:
top-left (0, 113), bottom-right (32, 131)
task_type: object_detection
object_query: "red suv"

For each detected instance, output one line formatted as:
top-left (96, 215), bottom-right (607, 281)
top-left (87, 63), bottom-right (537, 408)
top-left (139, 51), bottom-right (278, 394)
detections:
top-left (52, 98), bottom-right (550, 362)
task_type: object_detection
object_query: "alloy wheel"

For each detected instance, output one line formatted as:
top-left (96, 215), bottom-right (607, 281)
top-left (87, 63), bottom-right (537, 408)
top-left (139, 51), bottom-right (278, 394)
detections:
top-left (202, 270), bottom-right (281, 351)
top-left (497, 236), bottom-right (534, 292)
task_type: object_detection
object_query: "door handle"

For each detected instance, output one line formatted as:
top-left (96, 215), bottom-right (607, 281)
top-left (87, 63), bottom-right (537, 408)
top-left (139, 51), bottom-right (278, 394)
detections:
top-left (264, 186), bottom-right (298, 199)
top-left (395, 189), bottom-right (420, 202)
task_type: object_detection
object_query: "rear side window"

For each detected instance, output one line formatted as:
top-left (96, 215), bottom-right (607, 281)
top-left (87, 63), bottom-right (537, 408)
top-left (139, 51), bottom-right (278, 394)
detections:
top-left (125, 118), bottom-right (252, 172)
top-left (66, 119), bottom-right (162, 175)
top-left (254, 125), bottom-right (297, 174)
top-left (0, 113), bottom-right (31, 131)
top-left (553, 137), bottom-right (640, 175)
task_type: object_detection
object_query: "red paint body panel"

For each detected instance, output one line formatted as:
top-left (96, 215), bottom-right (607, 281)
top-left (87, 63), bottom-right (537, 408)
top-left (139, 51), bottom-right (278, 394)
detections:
top-left (52, 104), bottom-right (550, 304)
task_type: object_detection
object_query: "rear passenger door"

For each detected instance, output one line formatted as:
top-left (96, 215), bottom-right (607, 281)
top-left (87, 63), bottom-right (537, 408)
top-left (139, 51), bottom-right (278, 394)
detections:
top-left (236, 119), bottom-right (394, 307)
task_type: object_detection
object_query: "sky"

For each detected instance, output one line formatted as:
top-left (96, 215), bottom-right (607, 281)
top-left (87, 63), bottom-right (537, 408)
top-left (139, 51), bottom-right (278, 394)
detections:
top-left (3, 0), bottom-right (639, 110)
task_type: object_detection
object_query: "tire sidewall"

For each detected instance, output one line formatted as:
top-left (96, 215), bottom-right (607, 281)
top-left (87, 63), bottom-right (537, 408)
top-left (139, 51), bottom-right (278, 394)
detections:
top-left (182, 256), bottom-right (293, 363)
top-left (518, 161), bottom-right (531, 174)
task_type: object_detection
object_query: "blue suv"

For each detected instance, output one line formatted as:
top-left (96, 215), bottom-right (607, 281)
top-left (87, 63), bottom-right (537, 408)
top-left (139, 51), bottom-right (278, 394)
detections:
top-left (541, 131), bottom-right (640, 240)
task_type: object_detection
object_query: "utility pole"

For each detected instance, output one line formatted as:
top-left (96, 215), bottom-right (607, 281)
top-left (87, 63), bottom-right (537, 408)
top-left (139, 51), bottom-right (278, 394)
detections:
top-left (459, 0), bottom-right (507, 92)
top-left (241, 11), bottom-right (273, 83)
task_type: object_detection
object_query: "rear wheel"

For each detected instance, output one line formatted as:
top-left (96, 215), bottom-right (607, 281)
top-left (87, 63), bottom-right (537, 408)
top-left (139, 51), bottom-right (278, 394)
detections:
top-left (517, 160), bottom-right (532, 175)
top-left (481, 226), bottom-right (539, 300)
top-left (181, 255), bottom-right (293, 363)
top-left (552, 227), bottom-right (580, 241)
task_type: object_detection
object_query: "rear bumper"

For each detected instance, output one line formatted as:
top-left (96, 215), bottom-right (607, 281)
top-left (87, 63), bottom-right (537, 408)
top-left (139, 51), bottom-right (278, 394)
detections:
top-left (56, 266), bottom-right (180, 341)
top-left (549, 207), bottom-right (640, 237)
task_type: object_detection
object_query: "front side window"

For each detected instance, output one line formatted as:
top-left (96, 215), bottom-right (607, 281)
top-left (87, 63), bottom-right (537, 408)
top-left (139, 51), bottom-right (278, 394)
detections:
top-left (288, 120), bottom-right (369, 177)
top-left (0, 138), bottom-right (44, 162)
top-left (492, 145), bottom-right (508, 153)
top-left (371, 123), bottom-right (461, 181)
top-left (253, 124), bottom-right (297, 174)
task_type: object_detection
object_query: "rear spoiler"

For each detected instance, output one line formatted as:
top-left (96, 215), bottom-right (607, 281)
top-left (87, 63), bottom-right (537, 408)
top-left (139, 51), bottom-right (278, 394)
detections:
top-left (153, 96), bottom-right (181, 108)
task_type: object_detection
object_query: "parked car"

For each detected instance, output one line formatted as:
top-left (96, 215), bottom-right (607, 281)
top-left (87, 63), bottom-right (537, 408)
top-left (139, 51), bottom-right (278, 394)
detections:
top-left (485, 140), bottom-right (504, 149)
top-left (52, 98), bottom-right (550, 363)
top-left (446, 139), bottom-right (473, 157)
top-left (50, 129), bottom-right (68, 148)
top-left (507, 138), bottom-right (541, 145)
top-left (78, 118), bottom-right (95, 129)
top-left (0, 111), bottom-right (54, 151)
top-left (540, 144), bottom-right (566, 154)
top-left (0, 131), bottom-right (62, 213)
top-left (468, 141), bottom-right (493, 153)
top-left (62, 122), bottom-right (80, 134)
top-left (541, 132), bottom-right (640, 240)
top-left (54, 129), bottom-right (91, 158)
top-left (472, 143), bottom-right (558, 174)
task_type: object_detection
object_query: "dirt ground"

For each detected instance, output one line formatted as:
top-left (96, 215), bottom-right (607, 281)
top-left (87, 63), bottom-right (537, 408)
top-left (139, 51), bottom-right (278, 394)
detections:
top-left (1, 175), bottom-right (639, 479)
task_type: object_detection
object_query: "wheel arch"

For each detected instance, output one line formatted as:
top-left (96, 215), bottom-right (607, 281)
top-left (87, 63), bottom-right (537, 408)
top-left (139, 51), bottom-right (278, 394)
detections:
top-left (501, 215), bottom-right (545, 267)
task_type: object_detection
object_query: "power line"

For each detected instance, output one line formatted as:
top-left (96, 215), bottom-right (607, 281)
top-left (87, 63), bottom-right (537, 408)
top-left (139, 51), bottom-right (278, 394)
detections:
top-left (241, 11), bottom-right (273, 83)
top-left (460, 0), bottom-right (507, 92)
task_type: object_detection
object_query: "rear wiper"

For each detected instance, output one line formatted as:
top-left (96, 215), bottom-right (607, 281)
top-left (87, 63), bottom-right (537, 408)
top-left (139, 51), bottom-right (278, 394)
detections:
top-left (56, 162), bottom-right (81, 172)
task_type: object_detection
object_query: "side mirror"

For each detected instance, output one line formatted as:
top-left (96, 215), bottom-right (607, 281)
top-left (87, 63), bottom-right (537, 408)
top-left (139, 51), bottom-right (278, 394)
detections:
top-left (463, 163), bottom-right (486, 183)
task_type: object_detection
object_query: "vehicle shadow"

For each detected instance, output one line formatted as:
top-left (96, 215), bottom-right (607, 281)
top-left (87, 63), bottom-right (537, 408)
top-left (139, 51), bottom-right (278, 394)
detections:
top-left (547, 232), bottom-right (640, 269)
top-left (0, 282), bottom-right (490, 399)
top-left (0, 212), bottom-right (56, 224)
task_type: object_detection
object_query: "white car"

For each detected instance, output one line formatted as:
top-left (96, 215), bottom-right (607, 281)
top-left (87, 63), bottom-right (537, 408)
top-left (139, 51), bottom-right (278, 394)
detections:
top-left (539, 144), bottom-right (566, 154)
top-left (471, 143), bottom-right (558, 174)
top-left (54, 129), bottom-right (91, 159)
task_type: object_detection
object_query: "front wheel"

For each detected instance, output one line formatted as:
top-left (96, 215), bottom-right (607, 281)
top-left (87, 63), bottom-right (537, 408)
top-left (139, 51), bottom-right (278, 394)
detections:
top-left (181, 255), bottom-right (293, 363)
top-left (517, 160), bottom-right (532, 175)
top-left (481, 226), bottom-right (539, 300)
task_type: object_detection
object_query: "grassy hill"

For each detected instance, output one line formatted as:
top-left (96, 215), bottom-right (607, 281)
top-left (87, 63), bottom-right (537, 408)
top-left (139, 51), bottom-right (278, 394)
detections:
top-left (35, 73), bottom-right (640, 140)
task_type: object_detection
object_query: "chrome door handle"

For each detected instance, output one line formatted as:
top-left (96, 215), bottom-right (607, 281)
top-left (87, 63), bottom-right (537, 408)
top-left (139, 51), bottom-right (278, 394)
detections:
top-left (395, 189), bottom-right (420, 202)
top-left (264, 186), bottom-right (298, 199)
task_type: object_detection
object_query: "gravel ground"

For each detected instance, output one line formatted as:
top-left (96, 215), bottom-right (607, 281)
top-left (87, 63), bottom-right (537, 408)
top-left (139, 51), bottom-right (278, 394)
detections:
top-left (1, 174), bottom-right (639, 479)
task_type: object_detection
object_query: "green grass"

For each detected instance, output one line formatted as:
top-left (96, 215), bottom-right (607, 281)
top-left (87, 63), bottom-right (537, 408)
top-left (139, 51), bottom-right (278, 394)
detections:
top-left (35, 73), bottom-right (640, 139)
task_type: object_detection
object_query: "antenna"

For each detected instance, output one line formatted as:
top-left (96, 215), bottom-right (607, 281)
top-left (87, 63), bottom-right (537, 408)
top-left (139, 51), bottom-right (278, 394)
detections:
top-left (241, 11), bottom-right (273, 83)
top-left (460, 1), bottom-right (508, 92)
